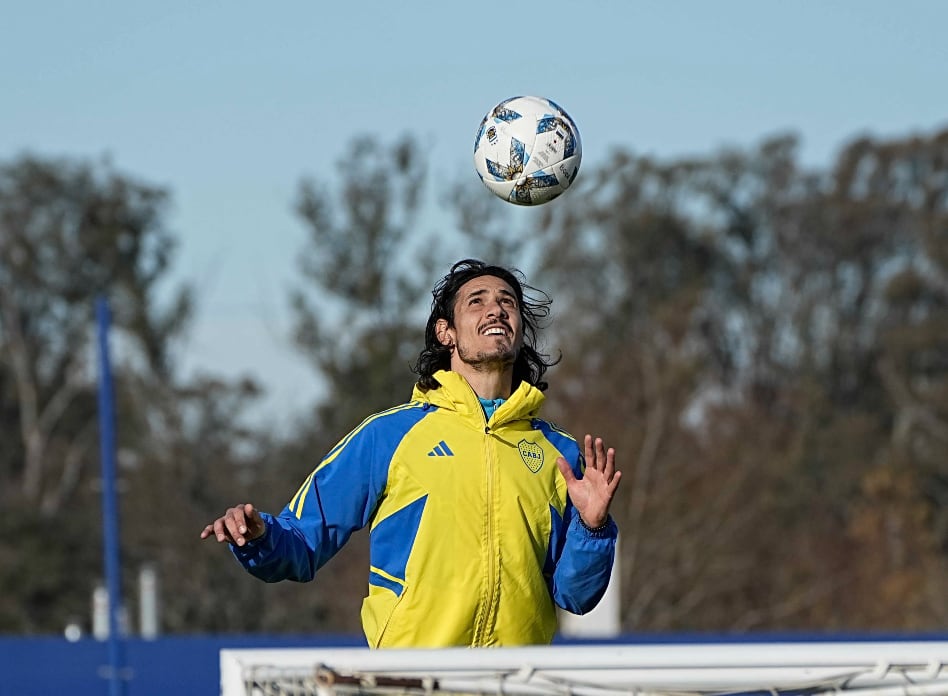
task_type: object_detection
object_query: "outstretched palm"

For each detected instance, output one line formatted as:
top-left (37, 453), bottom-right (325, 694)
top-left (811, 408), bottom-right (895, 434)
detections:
top-left (556, 434), bottom-right (621, 529)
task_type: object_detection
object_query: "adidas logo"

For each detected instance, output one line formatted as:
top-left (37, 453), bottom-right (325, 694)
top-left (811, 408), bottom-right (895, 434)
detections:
top-left (427, 440), bottom-right (454, 457)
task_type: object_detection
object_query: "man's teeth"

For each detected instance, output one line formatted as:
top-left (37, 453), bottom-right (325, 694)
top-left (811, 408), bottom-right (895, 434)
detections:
top-left (484, 327), bottom-right (506, 335)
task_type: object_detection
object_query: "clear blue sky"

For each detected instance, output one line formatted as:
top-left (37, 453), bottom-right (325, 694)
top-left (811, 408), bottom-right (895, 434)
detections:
top-left (2, 1), bottom-right (946, 425)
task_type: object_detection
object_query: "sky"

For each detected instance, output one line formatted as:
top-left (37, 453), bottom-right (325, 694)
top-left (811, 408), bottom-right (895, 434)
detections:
top-left (2, 1), bottom-right (946, 427)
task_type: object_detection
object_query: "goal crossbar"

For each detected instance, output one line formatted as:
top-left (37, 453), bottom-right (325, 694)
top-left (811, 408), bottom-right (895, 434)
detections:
top-left (221, 641), bottom-right (948, 696)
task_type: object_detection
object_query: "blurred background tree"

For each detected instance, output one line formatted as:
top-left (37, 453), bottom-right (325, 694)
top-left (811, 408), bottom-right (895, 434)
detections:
top-left (536, 128), bottom-right (948, 631)
top-left (1, 124), bottom-right (945, 635)
top-left (0, 156), bottom-right (266, 633)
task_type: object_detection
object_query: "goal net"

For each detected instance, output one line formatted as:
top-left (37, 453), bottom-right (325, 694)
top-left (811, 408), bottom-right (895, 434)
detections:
top-left (220, 640), bottom-right (948, 696)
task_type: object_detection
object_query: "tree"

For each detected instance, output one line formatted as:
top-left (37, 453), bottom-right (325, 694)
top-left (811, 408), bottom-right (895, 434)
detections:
top-left (533, 126), bottom-right (948, 631)
top-left (0, 154), bottom-right (268, 634)
top-left (0, 155), bottom-right (190, 516)
top-left (280, 126), bottom-right (948, 634)
top-left (291, 136), bottom-right (434, 436)
top-left (0, 154), bottom-right (191, 631)
top-left (253, 135), bottom-right (436, 633)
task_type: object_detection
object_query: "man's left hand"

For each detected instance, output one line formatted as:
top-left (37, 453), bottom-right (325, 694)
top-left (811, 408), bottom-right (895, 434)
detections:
top-left (556, 434), bottom-right (621, 529)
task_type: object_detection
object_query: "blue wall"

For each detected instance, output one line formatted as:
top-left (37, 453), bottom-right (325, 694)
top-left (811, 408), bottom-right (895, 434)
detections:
top-left (0, 634), bottom-right (366, 696)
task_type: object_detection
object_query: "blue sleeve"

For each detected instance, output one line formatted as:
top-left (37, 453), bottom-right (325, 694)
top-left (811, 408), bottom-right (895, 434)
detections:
top-left (552, 505), bottom-right (618, 614)
top-left (539, 423), bottom-right (618, 614)
top-left (231, 404), bottom-right (426, 582)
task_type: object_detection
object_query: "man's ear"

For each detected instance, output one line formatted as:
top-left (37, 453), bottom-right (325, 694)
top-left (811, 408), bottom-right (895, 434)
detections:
top-left (435, 319), bottom-right (454, 347)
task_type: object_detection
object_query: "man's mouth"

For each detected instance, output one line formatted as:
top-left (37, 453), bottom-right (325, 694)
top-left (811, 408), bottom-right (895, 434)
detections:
top-left (481, 324), bottom-right (509, 338)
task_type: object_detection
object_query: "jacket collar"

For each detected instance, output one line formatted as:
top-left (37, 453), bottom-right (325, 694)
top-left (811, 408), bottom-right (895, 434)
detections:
top-left (412, 370), bottom-right (545, 426)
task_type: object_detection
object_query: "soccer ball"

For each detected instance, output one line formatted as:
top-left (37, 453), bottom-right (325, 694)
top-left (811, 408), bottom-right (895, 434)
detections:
top-left (473, 95), bottom-right (582, 206)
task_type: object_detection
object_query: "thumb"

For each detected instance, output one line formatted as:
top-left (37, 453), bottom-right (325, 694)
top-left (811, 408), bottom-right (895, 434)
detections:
top-left (243, 504), bottom-right (266, 536)
top-left (556, 456), bottom-right (577, 485)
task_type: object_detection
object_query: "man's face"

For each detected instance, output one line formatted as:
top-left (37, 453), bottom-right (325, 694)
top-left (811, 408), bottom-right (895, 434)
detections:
top-left (438, 275), bottom-right (523, 370)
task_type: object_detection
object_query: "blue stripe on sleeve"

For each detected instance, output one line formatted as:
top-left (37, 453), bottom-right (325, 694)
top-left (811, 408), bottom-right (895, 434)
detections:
top-left (237, 402), bottom-right (434, 583)
top-left (370, 494), bottom-right (428, 585)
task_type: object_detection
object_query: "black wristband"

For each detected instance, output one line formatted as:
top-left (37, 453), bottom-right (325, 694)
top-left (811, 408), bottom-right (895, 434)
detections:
top-left (578, 515), bottom-right (611, 535)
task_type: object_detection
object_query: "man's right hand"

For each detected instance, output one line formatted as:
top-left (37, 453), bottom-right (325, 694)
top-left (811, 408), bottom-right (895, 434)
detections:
top-left (200, 503), bottom-right (267, 547)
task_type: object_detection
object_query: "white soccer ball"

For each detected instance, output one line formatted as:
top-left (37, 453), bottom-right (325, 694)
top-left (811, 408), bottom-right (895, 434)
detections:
top-left (473, 95), bottom-right (582, 206)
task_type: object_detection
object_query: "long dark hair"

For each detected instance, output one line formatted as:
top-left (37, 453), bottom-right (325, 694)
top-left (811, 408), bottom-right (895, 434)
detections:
top-left (412, 259), bottom-right (558, 392)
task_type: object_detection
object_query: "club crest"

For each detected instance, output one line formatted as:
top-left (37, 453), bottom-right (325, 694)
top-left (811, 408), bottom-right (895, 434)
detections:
top-left (518, 439), bottom-right (544, 473)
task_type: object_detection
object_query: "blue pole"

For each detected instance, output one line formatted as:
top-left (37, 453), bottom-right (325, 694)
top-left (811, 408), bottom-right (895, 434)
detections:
top-left (95, 296), bottom-right (125, 696)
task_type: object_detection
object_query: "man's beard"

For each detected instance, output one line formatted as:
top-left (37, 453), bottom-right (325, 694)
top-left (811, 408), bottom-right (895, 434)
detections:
top-left (455, 342), bottom-right (517, 371)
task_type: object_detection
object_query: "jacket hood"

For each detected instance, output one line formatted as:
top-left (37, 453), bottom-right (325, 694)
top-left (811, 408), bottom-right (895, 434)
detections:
top-left (411, 370), bottom-right (544, 425)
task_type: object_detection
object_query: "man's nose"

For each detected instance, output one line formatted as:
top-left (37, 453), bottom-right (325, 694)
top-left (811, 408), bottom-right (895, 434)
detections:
top-left (487, 301), bottom-right (508, 318)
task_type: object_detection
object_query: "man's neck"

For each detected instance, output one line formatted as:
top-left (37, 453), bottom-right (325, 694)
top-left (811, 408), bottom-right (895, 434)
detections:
top-left (451, 364), bottom-right (513, 400)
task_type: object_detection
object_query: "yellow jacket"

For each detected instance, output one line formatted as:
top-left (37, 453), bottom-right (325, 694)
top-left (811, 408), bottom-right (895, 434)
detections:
top-left (234, 370), bottom-right (617, 647)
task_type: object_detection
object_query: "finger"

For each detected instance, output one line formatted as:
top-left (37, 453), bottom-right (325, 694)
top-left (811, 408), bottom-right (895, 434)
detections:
top-left (584, 435), bottom-right (596, 470)
top-left (607, 470), bottom-right (622, 496)
top-left (213, 518), bottom-right (232, 543)
top-left (595, 438), bottom-right (606, 470)
top-left (556, 456), bottom-right (577, 485)
top-left (246, 503), bottom-right (269, 539)
top-left (225, 510), bottom-right (247, 546)
top-left (604, 447), bottom-right (616, 480)
top-left (242, 503), bottom-right (262, 535)
top-left (233, 506), bottom-right (250, 536)
top-left (200, 525), bottom-right (213, 539)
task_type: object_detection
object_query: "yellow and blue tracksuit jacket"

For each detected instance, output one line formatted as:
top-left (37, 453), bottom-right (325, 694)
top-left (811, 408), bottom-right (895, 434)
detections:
top-left (233, 370), bottom-right (617, 647)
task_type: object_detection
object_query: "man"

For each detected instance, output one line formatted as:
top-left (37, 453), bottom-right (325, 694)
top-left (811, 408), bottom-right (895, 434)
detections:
top-left (202, 259), bottom-right (621, 647)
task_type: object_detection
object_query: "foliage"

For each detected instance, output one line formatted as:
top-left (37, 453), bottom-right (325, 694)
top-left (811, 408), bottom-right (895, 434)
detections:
top-left (1, 123), bottom-right (946, 636)
top-left (0, 155), bottom-right (268, 634)
top-left (290, 135), bottom-right (435, 438)
top-left (535, 128), bottom-right (948, 630)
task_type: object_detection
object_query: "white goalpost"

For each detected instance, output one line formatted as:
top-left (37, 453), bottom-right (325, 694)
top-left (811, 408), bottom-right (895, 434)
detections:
top-left (220, 640), bottom-right (948, 696)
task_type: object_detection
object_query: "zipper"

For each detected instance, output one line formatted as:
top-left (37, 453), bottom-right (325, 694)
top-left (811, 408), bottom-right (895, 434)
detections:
top-left (472, 409), bottom-right (499, 646)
